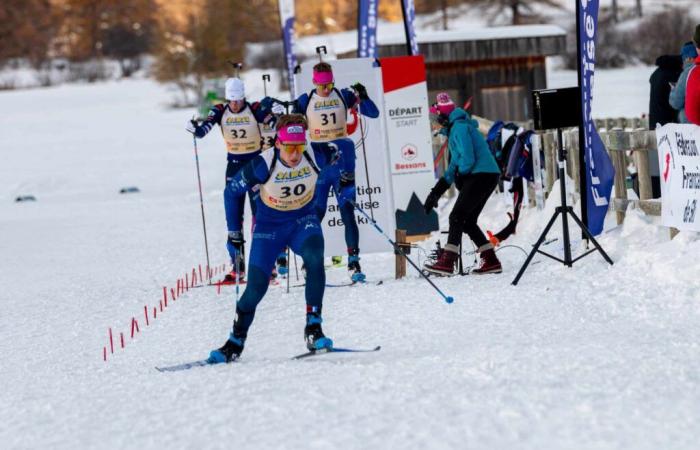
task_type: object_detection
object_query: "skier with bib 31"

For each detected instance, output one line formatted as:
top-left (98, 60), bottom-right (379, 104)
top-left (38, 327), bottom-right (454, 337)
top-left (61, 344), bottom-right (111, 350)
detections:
top-left (292, 61), bottom-right (379, 282)
top-left (208, 114), bottom-right (355, 363)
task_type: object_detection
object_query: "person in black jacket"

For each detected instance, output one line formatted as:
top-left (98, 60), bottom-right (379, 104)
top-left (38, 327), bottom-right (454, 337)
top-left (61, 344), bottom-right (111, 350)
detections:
top-left (649, 54), bottom-right (683, 127)
top-left (643, 53), bottom-right (684, 198)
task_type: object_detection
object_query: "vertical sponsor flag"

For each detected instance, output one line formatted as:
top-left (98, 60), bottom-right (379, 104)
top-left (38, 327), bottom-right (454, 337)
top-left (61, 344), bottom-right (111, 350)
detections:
top-left (278, 0), bottom-right (297, 95)
top-left (577, 0), bottom-right (614, 235)
top-left (400, 0), bottom-right (419, 56)
top-left (358, 0), bottom-right (379, 58)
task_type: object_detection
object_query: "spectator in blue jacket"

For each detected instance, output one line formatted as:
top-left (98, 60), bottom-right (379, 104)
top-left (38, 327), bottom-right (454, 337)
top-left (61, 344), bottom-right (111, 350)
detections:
top-left (669, 41), bottom-right (699, 123)
top-left (423, 93), bottom-right (501, 276)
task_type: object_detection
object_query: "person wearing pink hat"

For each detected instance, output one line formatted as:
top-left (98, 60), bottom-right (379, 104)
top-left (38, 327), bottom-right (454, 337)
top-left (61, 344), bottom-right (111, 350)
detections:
top-left (292, 61), bottom-right (380, 282)
top-left (207, 114), bottom-right (355, 363)
top-left (424, 92), bottom-right (502, 276)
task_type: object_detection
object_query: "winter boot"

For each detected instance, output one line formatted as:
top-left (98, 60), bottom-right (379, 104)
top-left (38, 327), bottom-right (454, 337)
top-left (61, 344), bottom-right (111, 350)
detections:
top-left (304, 310), bottom-right (333, 351)
top-left (347, 249), bottom-right (366, 283)
top-left (276, 252), bottom-right (288, 276)
top-left (424, 243), bottom-right (459, 276)
top-left (207, 333), bottom-right (245, 364)
top-left (471, 243), bottom-right (502, 275)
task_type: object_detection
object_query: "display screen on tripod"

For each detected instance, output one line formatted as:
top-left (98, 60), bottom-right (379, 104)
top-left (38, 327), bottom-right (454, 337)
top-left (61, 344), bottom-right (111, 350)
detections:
top-left (531, 87), bottom-right (582, 131)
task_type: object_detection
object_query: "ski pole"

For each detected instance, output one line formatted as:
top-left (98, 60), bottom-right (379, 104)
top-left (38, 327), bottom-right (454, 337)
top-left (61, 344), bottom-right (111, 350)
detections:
top-left (192, 134), bottom-right (212, 282)
top-left (350, 201), bottom-right (454, 304)
top-left (262, 74), bottom-right (270, 97)
top-left (357, 113), bottom-right (376, 221)
top-left (235, 249), bottom-right (240, 303)
top-left (286, 247), bottom-right (290, 294)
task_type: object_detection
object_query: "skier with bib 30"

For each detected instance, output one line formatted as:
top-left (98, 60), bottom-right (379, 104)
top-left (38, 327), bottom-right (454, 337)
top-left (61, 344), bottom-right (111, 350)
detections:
top-left (186, 77), bottom-right (275, 283)
top-left (292, 62), bottom-right (379, 282)
top-left (208, 114), bottom-right (355, 363)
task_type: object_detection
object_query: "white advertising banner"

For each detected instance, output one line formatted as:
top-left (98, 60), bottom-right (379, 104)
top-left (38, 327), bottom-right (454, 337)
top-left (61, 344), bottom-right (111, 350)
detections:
top-left (380, 55), bottom-right (438, 236)
top-left (294, 57), bottom-right (395, 256)
top-left (656, 123), bottom-right (700, 231)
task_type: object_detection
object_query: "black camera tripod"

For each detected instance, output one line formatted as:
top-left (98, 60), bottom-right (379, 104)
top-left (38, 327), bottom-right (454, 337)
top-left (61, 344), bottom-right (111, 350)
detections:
top-left (512, 128), bottom-right (613, 285)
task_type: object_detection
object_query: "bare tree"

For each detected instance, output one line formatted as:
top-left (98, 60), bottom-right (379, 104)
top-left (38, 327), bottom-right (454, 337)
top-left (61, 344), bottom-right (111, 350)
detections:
top-left (467, 0), bottom-right (564, 25)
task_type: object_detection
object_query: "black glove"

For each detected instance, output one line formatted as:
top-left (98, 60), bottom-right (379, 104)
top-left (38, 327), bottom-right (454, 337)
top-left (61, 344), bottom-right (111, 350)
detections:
top-left (185, 119), bottom-right (199, 135)
top-left (227, 231), bottom-right (244, 251)
top-left (351, 82), bottom-right (369, 101)
top-left (424, 177), bottom-right (450, 214)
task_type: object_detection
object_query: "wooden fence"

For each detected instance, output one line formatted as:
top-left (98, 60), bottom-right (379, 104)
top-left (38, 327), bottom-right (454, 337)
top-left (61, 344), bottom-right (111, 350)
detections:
top-left (467, 115), bottom-right (663, 226)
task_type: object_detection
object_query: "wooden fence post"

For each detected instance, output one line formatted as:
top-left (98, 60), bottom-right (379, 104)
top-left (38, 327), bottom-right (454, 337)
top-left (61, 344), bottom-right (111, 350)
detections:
top-left (606, 128), bottom-right (630, 225)
top-left (542, 131), bottom-right (556, 194)
top-left (631, 129), bottom-right (652, 201)
top-left (395, 229), bottom-right (407, 279)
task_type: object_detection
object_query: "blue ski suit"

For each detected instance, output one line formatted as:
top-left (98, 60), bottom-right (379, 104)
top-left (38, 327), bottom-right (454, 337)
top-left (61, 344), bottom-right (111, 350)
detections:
top-left (225, 143), bottom-right (350, 336)
top-left (193, 100), bottom-right (275, 265)
top-left (294, 87), bottom-right (379, 253)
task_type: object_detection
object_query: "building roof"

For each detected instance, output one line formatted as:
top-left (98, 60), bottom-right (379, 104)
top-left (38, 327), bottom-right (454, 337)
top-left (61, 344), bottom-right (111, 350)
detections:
top-left (246, 24), bottom-right (567, 66)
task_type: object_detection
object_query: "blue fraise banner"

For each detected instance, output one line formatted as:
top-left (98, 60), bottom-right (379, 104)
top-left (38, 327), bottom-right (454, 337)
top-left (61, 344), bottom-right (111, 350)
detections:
top-left (578, 0), bottom-right (615, 235)
top-left (401, 0), bottom-right (419, 56)
top-left (278, 0), bottom-right (298, 95)
top-left (358, 0), bottom-right (379, 58)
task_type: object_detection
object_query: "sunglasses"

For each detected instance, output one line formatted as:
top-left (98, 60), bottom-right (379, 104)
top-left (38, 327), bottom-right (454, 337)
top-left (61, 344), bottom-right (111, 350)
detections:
top-left (281, 143), bottom-right (305, 153)
top-left (315, 82), bottom-right (334, 90)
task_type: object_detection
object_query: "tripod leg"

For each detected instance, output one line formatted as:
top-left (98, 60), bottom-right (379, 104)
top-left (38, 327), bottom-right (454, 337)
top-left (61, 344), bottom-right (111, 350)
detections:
top-left (512, 209), bottom-right (561, 285)
top-left (567, 209), bottom-right (614, 265)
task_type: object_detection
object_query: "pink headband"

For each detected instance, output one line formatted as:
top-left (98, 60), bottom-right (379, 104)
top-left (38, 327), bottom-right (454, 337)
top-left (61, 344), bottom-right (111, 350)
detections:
top-left (312, 70), bottom-right (334, 85)
top-left (278, 124), bottom-right (306, 144)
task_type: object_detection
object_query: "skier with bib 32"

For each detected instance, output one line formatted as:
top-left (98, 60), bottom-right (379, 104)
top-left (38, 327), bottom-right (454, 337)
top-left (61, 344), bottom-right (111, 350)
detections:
top-left (186, 77), bottom-right (275, 283)
top-left (208, 114), bottom-right (355, 363)
top-left (292, 61), bottom-right (379, 282)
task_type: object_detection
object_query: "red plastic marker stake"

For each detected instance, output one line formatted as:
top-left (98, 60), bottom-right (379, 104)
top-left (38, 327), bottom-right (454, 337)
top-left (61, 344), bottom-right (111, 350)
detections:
top-left (216, 280), bottom-right (221, 295)
top-left (176, 279), bottom-right (181, 296)
top-left (120, 332), bottom-right (125, 349)
top-left (103, 346), bottom-right (107, 362)
top-left (171, 288), bottom-right (176, 302)
top-left (131, 318), bottom-right (140, 338)
top-left (153, 306), bottom-right (157, 319)
top-left (159, 300), bottom-right (163, 312)
top-left (109, 328), bottom-right (114, 354)
top-left (192, 268), bottom-right (197, 287)
top-left (144, 305), bottom-right (149, 326)
top-left (185, 273), bottom-right (189, 291)
top-left (163, 287), bottom-right (168, 307)
top-left (199, 265), bottom-right (203, 282)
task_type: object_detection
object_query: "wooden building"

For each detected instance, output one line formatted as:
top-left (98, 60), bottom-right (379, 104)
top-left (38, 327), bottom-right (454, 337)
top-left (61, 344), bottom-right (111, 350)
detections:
top-left (347, 25), bottom-right (567, 122)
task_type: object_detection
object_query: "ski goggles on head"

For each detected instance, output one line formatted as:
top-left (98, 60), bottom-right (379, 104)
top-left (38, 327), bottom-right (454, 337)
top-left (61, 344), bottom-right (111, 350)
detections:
top-left (315, 82), bottom-right (334, 91)
top-left (280, 143), bottom-right (305, 154)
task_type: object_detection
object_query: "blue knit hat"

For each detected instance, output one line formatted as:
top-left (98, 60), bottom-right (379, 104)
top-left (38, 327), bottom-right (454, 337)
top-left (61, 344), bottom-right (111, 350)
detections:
top-left (681, 41), bottom-right (698, 60)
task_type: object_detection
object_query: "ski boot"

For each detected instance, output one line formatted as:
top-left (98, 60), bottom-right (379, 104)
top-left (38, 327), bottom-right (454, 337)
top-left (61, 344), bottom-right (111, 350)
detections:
top-left (223, 264), bottom-right (245, 284)
top-left (347, 256), bottom-right (366, 283)
top-left (276, 252), bottom-right (288, 277)
top-left (470, 243), bottom-right (502, 275)
top-left (304, 310), bottom-right (333, 351)
top-left (423, 243), bottom-right (458, 276)
top-left (207, 333), bottom-right (245, 364)
top-left (222, 254), bottom-right (245, 284)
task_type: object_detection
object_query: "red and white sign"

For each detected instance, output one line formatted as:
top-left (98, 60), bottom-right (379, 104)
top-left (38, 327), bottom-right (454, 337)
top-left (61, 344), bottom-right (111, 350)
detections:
top-left (380, 55), bottom-right (437, 234)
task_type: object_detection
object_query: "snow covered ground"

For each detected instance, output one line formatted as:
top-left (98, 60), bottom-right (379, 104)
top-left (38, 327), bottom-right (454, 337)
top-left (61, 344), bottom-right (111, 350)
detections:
top-left (2, 72), bottom-right (700, 449)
